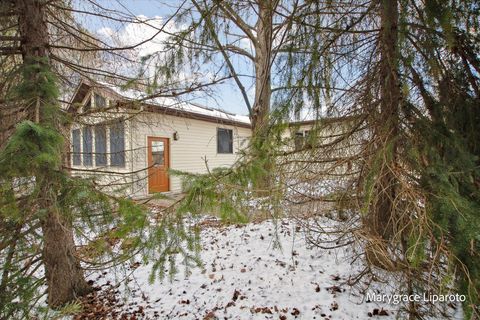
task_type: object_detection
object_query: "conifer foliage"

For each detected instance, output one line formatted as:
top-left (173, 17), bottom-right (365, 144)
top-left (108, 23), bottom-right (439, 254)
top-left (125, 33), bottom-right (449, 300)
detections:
top-left (172, 0), bottom-right (480, 318)
top-left (0, 0), bottom-right (479, 319)
top-left (0, 1), bottom-right (200, 318)
top-left (405, 3), bottom-right (480, 314)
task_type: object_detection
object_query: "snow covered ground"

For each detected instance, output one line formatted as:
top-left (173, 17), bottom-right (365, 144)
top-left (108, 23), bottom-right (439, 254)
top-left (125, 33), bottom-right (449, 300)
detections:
top-left (78, 216), bottom-right (413, 319)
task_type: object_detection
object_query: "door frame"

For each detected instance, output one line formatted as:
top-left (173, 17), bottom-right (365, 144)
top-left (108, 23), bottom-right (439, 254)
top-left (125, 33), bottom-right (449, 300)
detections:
top-left (146, 136), bottom-right (170, 193)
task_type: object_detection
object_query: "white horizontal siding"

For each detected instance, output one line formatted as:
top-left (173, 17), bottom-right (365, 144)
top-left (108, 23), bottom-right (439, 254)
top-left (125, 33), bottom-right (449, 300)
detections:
top-left (130, 112), bottom-right (251, 196)
top-left (69, 87), bottom-right (251, 197)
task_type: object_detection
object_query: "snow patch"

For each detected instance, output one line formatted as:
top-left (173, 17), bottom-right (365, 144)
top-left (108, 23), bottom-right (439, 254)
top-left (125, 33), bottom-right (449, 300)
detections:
top-left (86, 217), bottom-right (403, 319)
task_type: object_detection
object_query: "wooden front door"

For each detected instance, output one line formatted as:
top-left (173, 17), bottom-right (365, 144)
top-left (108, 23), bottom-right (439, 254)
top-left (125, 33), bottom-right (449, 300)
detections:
top-left (147, 137), bottom-right (169, 193)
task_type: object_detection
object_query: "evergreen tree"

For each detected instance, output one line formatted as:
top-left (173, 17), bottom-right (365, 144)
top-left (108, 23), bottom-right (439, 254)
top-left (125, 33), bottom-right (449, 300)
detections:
top-left (174, 0), bottom-right (480, 317)
top-left (0, 1), bottom-right (200, 318)
top-left (404, 1), bottom-right (480, 316)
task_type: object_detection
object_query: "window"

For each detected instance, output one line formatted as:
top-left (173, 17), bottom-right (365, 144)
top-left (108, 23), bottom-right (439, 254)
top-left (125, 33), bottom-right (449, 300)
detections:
top-left (217, 128), bottom-right (233, 154)
top-left (83, 96), bottom-right (91, 112)
top-left (95, 125), bottom-right (107, 166)
top-left (72, 129), bottom-right (81, 165)
top-left (303, 130), bottom-right (312, 148)
top-left (110, 122), bottom-right (125, 167)
top-left (73, 123), bottom-right (125, 168)
top-left (294, 131), bottom-right (304, 151)
top-left (294, 130), bottom-right (312, 150)
top-left (82, 127), bottom-right (93, 166)
top-left (151, 140), bottom-right (165, 165)
top-left (94, 93), bottom-right (106, 109)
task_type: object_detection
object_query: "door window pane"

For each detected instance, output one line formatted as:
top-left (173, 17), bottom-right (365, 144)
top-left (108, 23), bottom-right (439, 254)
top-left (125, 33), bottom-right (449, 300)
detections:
top-left (95, 125), bottom-right (107, 166)
top-left (110, 122), bottom-right (125, 167)
top-left (82, 127), bottom-right (93, 166)
top-left (72, 129), bottom-right (81, 165)
top-left (151, 141), bottom-right (164, 165)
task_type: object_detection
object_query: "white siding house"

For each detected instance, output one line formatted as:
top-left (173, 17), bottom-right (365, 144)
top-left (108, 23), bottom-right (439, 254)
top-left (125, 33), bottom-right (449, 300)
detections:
top-left (68, 81), bottom-right (251, 198)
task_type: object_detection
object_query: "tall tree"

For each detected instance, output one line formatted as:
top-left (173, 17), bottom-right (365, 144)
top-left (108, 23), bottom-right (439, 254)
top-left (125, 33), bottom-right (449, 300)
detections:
top-left (0, 1), bottom-right (201, 317)
top-left (152, 0), bottom-right (354, 192)
top-left (150, 0), bottom-right (285, 190)
top-left (173, 0), bottom-right (480, 317)
top-left (403, 1), bottom-right (480, 316)
top-left (287, 0), bottom-right (480, 317)
top-left (15, 0), bottom-right (92, 306)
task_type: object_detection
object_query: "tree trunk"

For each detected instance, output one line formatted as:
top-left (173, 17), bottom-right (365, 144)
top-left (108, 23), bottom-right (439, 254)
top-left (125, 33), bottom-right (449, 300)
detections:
top-left (252, 1), bottom-right (273, 135)
top-left (42, 201), bottom-right (92, 307)
top-left (14, 0), bottom-right (92, 308)
top-left (375, 0), bottom-right (400, 239)
top-left (367, 0), bottom-right (401, 240)
top-left (363, 0), bottom-right (402, 272)
top-left (251, 1), bottom-right (274, 193)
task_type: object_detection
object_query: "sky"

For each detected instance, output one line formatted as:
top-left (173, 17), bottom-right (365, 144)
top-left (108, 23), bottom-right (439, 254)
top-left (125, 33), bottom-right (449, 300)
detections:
top-left (74, 0), bottom-right (254, 116)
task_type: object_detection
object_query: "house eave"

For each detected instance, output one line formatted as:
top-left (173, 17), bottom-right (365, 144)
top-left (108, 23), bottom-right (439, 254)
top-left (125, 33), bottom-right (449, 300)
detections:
top-left (69, 81), bottom-right (252, 129)
top-left (119, 100), bottom-right (252, 129)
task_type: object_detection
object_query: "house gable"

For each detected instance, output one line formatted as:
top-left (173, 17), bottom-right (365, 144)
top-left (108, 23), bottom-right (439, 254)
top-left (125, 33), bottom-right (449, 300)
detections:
top-left (69, 80), bottom-right (252, 129)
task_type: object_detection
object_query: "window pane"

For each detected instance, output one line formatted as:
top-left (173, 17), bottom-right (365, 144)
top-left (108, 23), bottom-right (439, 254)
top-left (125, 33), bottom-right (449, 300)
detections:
top-left (82, 127), bottom-right (93, 166)
top-left (95, 125), bottom-right (107, 166)
top-left (94, 93), bottom-right (106, 109)
top-left (151, 141), bottom-right (164, 165)
top-left (303, 130), bottom-right (311, 148)
top-left (72, 129), bottom-right (81, 165)
top-left (110, 122), bottom-right (125, 167)
top-left (83, 97), bottom-right (91, 112)
top-left (294, 131), bottom-right (304, 151)
top-left (217, 128), bottom-right (233, 154)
